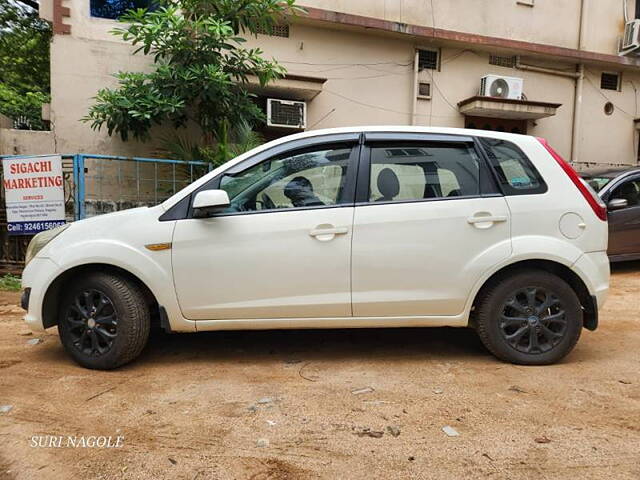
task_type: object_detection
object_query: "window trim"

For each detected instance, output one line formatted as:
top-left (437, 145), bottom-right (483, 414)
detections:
top-left (355, 135), bottom-right (501, 207)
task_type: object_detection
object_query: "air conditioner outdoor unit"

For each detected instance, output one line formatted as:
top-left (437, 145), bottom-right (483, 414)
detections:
top-left (267, 99), bottom-right (307, 129)
top-left (620, 19), bottom-right (640, 54)
top-left (480, 75), bottom-right (524, 100)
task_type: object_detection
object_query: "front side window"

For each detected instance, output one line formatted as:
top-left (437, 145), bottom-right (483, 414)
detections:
top-left (610, 178), bottom-right (640, 208)
top-left (368, 143), bottom-right (481, 203)
top-left (218, 146), bottom-right (353, 214)
top-left (480, 138), bottom-right (546, 195)
top-left (91, 0), bottom-right (158, 20)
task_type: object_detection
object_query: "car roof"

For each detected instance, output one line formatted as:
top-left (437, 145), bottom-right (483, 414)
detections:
top-left (270, 125), bottom-right (528, 143)
top-left (581, 166), bottom-right (640, 179)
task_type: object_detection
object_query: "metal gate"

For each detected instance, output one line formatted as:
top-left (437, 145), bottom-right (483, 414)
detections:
top-left (0, 153), bottom-right (211, 273)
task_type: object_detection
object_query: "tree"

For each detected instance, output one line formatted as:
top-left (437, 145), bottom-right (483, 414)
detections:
top-left (90, 0), bottom-right (157, 20)
top-left (85, 0), bottom-right (304, 163)
top-left (0, 0), bottom-right (51, 130)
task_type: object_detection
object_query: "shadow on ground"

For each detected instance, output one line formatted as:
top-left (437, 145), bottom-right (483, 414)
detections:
top-left (610, 259), bottom-right (640, 273)
top-left (138, 326), bottom-right (489, 367)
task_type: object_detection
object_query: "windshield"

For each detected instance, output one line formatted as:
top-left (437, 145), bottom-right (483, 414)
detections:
top-left (583, 176), bottom-right (612, 193)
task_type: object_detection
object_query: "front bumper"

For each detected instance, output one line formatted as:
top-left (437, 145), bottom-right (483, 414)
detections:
top-left (20, 288), bottom-right (30, 311)
top-left (21, 257), bottom-right (62, 332)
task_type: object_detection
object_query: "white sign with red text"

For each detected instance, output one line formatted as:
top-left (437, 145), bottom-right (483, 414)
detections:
top-left (2, 155), bottom-right (65, 235)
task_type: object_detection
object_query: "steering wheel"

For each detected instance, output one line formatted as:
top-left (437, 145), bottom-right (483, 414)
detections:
top-left (260, 193), bottom-right (276, 210)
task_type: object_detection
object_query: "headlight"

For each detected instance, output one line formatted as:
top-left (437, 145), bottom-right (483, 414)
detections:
top-left (25, 224), bottom-right (70, 266)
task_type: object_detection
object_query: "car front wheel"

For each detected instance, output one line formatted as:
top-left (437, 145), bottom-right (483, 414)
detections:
top-left (58, 272), bottom-right (150, 370)
top-left (475, 270), bottom-right (583, 365)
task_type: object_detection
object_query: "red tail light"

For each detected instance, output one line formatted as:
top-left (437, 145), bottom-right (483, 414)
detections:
top-left (537, 138), bottom-right (607, 222)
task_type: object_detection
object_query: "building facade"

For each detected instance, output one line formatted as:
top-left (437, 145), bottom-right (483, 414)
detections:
top-left (40, 0), bottom-right (640, 168)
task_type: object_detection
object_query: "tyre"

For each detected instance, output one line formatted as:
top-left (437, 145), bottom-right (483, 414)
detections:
top-left (475, 270), bottom-right (583, 365)
top-left (58, 272), bottom-right (150, 370)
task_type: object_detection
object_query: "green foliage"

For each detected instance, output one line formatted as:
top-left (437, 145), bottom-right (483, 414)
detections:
top-left (0, 0), bottom-right (51, 130)
top-left (0, 83), bottom-right (49, 130)
top-left (159, 120), bottom-right (265, 168)
top-left (0, 274), bottom-right (21, 292)
top-left (85, 0), bottom-right (304, 144)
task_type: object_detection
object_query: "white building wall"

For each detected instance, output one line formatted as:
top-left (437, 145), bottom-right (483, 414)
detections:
top-left (41, 0), bottom-right (640, 166)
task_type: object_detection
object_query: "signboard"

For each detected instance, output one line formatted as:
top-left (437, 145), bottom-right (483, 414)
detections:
top-left (2, 155), bottom-right (66, 235)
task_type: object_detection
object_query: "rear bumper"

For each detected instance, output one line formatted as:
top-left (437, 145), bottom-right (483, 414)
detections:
top-left (573, 251), bottom-right (609, 331)
top-left (573, 251), bottom-right (610, 309)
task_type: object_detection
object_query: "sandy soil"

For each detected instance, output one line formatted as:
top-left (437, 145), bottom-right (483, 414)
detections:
top-left (0, 263), bottom-right (639, 480)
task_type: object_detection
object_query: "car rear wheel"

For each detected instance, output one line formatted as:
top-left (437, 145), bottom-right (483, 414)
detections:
top-left (475, 270), bottom-right (583, 365)
top-left (58, 272), bottom-right (150, 370)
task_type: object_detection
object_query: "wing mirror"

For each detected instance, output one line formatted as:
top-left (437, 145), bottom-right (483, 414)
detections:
top-left (192, 190), bottom-right (230, 218)
top-left (607, 198), bottom-right (628, 211)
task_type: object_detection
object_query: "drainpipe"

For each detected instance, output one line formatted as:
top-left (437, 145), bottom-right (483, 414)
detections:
top-left (515, 57), bottom-right (581, 79)
top-left (572, 0), bottom-right (588, 164)
top-left (514, 0), bottom-right (586, 164)
top-left (411, 49), bottom-right (419, 126)
top-left (571, 64), bottom-right (585, 164)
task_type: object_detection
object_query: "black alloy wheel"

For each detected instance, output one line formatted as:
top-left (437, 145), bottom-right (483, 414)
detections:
top-left (58, 272), bottom-right (150, 370)
top-left (498, 286), bottom-right (567, 355)
top-left (65, 289), bottom-right (117, 357)
top-left (475, 270), bottom-right (583, 365)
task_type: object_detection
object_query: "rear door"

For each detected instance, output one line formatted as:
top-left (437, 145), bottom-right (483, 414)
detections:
top-left (351, 133), bottom-right (512, 317)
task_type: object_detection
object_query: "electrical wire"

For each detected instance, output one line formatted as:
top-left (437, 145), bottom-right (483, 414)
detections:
top-left (309, 108), bottom-right (336, 129)
top-left (583, 71), bottom-right (636, 118)
top-left (280, 60), bottom-right (414, 67)
top-left (322, 88), bottom-right (459, 120)
top-left (425, 69), bottom-right (460, 113)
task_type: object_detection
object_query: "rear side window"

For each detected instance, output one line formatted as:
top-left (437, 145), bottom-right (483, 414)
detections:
top-left (368, 143), bottom-right (481, 202)
top-left (479, 138), bottom-right (547, 195)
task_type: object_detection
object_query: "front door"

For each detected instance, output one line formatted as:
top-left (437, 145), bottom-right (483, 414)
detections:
top-left (607, 176), bottom-right (640, 256)
top-left (351, 136), bottom-right (512, 317)
top-left (172, 143), bottom-right (359, 320)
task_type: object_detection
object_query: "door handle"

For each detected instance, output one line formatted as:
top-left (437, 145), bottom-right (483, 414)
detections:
top-left (309, 226), bottom-right (349, 237)
top-left (467, 215), bottom-right (508, 225)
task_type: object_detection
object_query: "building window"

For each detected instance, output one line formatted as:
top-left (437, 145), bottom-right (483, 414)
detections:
top-left (418, 82), bottom-right (431, 99)
top-left (600, 72), bottom-right (621, 91)
top-left (418, 49), bottom-right (439, 71)
top-left (489, 55), bottom-right (516, 68)
top-left (255, 24), bottom-right (290, 38)
top-left (90, 0), bottom-right (158, 20)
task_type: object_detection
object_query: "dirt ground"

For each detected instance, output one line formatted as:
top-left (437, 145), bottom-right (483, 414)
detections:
top-left (0, 264), bottom-right (639, 480)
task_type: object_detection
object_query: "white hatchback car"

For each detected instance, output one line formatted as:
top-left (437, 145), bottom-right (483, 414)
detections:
top-left (21, 127), bottom-right (610, 369)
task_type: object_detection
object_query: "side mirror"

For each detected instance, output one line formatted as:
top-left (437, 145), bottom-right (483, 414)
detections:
top-left (192, 190), bottom-right (230, 217)
top-left (608, 198), bottom-right (628, 211)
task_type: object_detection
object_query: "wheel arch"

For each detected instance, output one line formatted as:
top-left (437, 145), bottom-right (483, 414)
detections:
top-left (42, 263), bottom-right (161, 330)
top-left (470, 259), bottom-right (597, 331)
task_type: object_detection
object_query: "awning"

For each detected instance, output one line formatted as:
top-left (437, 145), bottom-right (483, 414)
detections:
top-left (458, 96), bottom-right (561, 120)
top-left (246, 74), bottom-right (326, 101)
